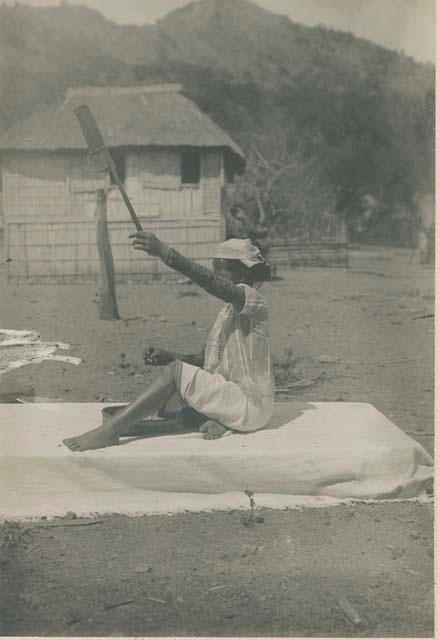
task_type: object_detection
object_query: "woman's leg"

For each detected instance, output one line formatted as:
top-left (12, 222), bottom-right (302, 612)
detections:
top-left (119, 395), bottom-right (209, 437)
top-left (63, 363), bottom-right (178, 451)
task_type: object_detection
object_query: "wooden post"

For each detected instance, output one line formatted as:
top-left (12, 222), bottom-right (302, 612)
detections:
top-left (96, 189), bottom-right (120, 320)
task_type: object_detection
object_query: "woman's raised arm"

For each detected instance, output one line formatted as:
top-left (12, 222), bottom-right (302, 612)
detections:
top-left (130, 232), bottom-right (245, 310)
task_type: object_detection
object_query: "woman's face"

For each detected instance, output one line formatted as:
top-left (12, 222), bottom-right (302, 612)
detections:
top-left (212, 259), bottom-right (243, 284)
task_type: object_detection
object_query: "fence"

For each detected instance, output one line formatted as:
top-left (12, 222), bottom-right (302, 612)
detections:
top-left (269, 239), bottom-right (349, 270)
top-left (5, 217), bottom-right (225, 283)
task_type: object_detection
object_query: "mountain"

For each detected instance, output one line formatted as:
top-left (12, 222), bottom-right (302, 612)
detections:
top-left (0, 0), bottom-right (434, 239)
top-left (155, 0), bottom-right (432, 94)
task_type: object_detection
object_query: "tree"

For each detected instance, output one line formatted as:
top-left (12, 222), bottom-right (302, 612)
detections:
top-left (229, 132), bottom-right (341, 241)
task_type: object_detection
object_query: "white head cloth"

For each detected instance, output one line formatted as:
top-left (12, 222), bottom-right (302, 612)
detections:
top-left (214, 238), bottom-right (265, 267)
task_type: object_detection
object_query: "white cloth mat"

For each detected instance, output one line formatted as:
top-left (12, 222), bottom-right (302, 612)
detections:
top-left (0, 401), bottom-right (433, 519)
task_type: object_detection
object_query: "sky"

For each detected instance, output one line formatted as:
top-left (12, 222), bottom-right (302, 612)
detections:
top-left (3, 0), bottom-right (435, 63)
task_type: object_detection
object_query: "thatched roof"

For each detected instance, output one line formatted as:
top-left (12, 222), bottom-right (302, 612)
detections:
top-left (0, 84), bottom-right (245, 172)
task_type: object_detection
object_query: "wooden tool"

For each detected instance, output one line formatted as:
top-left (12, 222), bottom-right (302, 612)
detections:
top-left (74, 104), bottom-right (143, 231)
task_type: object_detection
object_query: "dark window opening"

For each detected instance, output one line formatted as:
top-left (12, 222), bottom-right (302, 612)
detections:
top-left (109, 149), bottom-right (126, 185)
top-left (181, 150), bottom-right (201, 185)
top-left (225, 162), bottom-right (235, 184)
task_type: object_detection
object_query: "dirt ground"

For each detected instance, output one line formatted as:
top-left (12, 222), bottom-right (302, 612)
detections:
top-left (0, 246), bottom-right (434, 637)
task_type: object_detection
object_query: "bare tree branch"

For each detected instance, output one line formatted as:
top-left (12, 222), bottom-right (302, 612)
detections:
top-left (229, 133), bottom-right (340, 239)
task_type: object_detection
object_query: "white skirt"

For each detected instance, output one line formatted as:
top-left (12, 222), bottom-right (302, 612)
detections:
top-left (175, 361), bottom-right (273, 432)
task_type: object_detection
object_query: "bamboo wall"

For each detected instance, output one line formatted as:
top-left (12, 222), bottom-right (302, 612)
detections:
top-left (3, 149), bottom-right (222, 220)
top-left (5, 217), bottom-right (224, 283)
top-left (2, 148), bottom-right (225, 282)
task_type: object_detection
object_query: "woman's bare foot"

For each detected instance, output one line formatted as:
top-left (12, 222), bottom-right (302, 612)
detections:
top-left (63, 426), bottom-right (119, 452)
top-left (199, 420), bottom-right (229, 440)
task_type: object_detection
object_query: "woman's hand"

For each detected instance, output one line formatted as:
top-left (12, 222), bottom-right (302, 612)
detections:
top-left (129, 231), bottom-right (168, 258)
top-left (143, 347), bottom-right (175, 366)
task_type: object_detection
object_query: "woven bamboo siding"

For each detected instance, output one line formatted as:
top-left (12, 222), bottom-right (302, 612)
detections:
top-left (6, 218), bottom-right (223, 283)
top-left (102, 149), bottom-right (219, 220)
top-left (106, 186), bottom-right (203, 222)
top-left (3, 150), bottom-right (221, 222)
top-left (3, 147), bottom-right (225, 281)
top-left (141, 149), bottom-right (180, 190)
top-left (4, 154), bottom-right (70, 218)
top-left (203, 152), bottom-right (221, 215)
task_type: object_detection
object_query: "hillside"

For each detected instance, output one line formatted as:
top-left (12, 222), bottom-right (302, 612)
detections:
top-left (155, 0), bottom-right (432, 94)
top-left (0, 0), bottom-right (434, 239)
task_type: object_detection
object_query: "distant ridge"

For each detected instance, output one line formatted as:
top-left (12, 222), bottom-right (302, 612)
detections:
top-left (0, 0), bottom-right (433, 231)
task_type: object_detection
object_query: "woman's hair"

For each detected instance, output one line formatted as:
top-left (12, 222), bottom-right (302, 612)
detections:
top-left (214, 258), bottom-right (271, 286)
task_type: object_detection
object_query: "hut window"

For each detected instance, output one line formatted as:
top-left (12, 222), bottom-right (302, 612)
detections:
top-left (110, 149), bottom-right (126, 185)
top-left (225, 163), bottom-right (235, 184)
top-left (181, 151), bottom-right (200, 185)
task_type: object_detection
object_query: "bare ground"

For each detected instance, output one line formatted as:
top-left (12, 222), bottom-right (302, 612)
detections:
top-left (0, 246), bottom-right (434, 637)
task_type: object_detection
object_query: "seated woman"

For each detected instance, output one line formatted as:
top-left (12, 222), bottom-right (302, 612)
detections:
top-left (63, 235), bottom-right (274, 452)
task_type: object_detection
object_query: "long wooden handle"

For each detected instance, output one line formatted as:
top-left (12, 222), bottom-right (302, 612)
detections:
top-left (109, 168), bottom-right (143, 232)
top-left (74, 104), bottom-right (143, 232)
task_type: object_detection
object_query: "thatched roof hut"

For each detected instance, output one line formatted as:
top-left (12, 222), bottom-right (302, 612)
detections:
top-left (0, 84), bottom-right (244, 282)
top-left (0, 84), bottom-right (245, 173)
